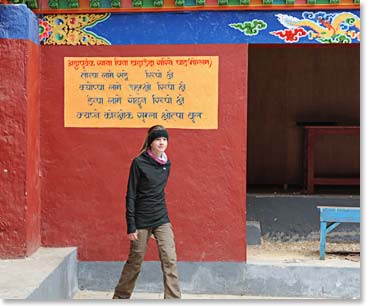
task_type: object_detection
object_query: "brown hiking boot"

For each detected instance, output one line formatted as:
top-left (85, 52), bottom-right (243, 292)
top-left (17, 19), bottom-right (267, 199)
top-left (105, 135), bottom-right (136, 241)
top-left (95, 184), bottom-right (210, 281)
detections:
top-left (112, 293), bottom-right (129, 299)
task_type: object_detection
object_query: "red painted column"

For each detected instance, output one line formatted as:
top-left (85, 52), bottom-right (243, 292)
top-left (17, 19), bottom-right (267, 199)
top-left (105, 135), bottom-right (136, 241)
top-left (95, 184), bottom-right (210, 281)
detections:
top-left (0, 5), bottom-right (41, 258)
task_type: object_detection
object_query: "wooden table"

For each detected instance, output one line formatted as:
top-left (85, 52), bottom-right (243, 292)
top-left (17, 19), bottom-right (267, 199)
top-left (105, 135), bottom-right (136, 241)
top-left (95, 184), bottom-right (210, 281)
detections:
top-left (317, 206), bottom-right (360, 260)
top-left (303, 126), bottom-right (360, 194)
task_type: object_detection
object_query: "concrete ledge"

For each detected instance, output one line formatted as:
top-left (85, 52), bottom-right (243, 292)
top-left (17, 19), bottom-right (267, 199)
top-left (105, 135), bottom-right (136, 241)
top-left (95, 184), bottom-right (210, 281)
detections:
top-left (0, 247), bottom-right (78, 299)
top-left (246, 221), bottom-right (261, 245)
top-left (78, 260), bottom-right (360, 299)
top-left (243, 261), bottom-right (360, 299)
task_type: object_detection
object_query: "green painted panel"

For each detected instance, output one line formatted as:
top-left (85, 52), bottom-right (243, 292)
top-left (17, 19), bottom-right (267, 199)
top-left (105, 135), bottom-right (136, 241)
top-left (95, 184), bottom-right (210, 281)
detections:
top-left (142, 0), bottom-right (154, 7)
top-left (57, 0), bottom-right (68, 8)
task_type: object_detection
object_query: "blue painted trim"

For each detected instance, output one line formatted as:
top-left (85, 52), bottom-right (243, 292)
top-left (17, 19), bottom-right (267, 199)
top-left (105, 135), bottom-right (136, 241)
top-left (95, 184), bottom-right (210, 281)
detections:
top-left (0, 4), bottom-right (39, 45)
top-left (319, 221), bottom-right (327, 260)
top-left (82, 10), bottom-right (360, 45)
top-left (326, 222), bottom-right (340, 234)
top-left (318, 207), bottom-right (360, 223)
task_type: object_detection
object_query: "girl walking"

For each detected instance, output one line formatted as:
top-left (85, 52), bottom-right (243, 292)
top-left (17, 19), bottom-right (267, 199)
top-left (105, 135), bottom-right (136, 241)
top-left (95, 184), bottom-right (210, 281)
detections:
top-left (113, 125), bottom-right (181, 299)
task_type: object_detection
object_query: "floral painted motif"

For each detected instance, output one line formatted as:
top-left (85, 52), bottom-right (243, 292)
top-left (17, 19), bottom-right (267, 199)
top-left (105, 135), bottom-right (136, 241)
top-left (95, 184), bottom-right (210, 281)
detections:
top-left (229, 19), bottom-right (267, 36)
top-left (271, 11), bottom-right (360, 44)
top-left (39, 17), bottom-right (52, 42)
top-left (39, 14), bottom-right (111, 45)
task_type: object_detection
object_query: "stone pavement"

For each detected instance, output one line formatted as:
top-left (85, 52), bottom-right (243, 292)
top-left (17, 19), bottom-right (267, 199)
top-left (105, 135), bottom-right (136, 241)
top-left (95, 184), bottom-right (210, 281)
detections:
top-left (73, 290), bottom-right (299, 299)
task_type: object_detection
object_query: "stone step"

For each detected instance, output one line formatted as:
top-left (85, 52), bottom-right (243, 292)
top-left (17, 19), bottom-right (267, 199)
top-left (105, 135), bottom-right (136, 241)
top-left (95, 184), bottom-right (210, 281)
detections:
top-left (0, 247), bottom-right (78, 299)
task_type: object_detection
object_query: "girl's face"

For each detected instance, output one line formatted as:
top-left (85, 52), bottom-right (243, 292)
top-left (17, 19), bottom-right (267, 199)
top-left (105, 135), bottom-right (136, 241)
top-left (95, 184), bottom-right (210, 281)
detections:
top-left (150, 137), bottom-right (168, 155)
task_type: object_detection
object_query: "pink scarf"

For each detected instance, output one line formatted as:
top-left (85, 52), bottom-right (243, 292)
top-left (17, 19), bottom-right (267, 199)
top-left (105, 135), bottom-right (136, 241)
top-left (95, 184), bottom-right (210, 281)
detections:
top-left (147, 149), bottom-right (168, 164)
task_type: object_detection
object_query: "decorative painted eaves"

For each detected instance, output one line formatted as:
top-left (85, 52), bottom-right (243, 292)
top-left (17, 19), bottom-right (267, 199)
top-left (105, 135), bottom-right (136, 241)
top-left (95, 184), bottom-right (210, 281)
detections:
top-left (38, 10), bottom-right (360, 45)
top-left (3, 0), bottom-right (360, 12)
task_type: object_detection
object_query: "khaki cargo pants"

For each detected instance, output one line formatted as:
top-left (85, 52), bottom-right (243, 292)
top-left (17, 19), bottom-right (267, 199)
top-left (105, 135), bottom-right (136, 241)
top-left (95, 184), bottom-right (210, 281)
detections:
top-left (114, 222), bottom-right (181, 299)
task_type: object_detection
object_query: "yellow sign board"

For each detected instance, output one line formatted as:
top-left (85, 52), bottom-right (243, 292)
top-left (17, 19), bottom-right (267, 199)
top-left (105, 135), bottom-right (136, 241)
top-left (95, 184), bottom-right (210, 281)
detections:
top-left (64, 56), bottom-right (218, 129)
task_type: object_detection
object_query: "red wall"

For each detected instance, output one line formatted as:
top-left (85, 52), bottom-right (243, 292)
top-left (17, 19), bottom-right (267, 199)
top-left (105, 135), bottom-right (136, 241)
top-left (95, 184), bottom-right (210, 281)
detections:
top-left (40, 44), bottom-right (248, 261)
top-left (25, 41), bottom-right (41, 255)
top-left (0, 39), bottom-right (41, 258)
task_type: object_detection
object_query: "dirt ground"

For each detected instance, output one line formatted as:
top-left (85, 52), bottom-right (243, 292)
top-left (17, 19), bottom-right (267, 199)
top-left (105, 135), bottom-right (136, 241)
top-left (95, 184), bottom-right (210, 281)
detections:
top-left (247, 239), bottom-right (360, 262)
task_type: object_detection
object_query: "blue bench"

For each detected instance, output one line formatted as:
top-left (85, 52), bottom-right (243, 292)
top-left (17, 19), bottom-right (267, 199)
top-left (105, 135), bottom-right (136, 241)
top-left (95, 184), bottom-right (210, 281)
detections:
top-left (317, 206), bottom-right (360, 260)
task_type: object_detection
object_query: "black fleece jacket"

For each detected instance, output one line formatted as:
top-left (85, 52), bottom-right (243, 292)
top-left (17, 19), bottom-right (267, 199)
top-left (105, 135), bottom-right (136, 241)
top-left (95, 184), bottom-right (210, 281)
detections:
top-left (125, 151), bottom-right (171, 234)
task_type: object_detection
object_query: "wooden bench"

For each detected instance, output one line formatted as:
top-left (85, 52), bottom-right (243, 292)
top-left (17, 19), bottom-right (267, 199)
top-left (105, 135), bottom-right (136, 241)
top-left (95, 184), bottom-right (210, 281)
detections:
top-left (317, 206), bottom-right (360, 260)
top-left (303, 125), bottom-right (360, 194)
